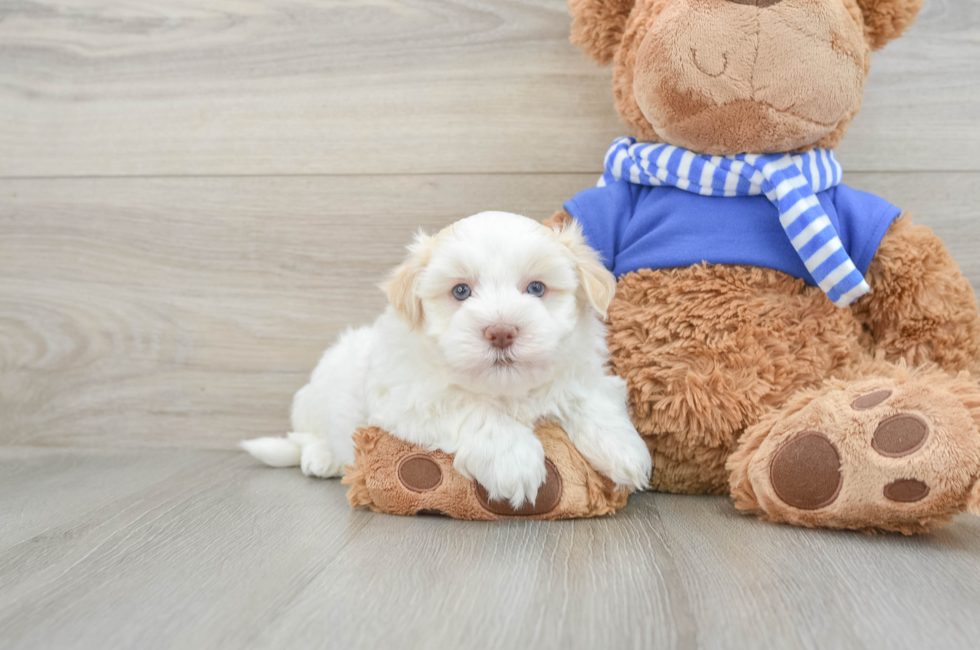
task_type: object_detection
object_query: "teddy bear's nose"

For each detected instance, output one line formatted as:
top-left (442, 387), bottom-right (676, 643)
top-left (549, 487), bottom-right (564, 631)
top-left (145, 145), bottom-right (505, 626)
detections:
top-left (725, 0), bottom-right (786, 7)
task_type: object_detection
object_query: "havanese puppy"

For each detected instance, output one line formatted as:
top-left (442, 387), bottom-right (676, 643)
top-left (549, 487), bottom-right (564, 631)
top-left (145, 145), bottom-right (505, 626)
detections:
top-left (243, 211), bottom-right (651, 507)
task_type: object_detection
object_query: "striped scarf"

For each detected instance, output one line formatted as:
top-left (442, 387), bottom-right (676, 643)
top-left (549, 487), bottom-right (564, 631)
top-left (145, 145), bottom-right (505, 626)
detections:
top-left (600, 137), bottom-right (868, 307)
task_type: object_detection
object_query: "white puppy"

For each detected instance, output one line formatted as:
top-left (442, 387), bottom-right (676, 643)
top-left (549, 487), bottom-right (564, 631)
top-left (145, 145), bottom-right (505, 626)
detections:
top-left (243, 212), bottom-right (651, 507)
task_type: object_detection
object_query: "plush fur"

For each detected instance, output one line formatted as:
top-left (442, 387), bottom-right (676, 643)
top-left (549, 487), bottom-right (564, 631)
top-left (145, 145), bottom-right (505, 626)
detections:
top-left (728, 364), bottom-right (980, 534)
top-left (558, 0), bottom-right (980, 533)
top-left (570, 0), bottom-right (925, 154)
top-left (244, 212), bottom-right (651, 510)
top-left (344, 423), bottom-right (629, 520)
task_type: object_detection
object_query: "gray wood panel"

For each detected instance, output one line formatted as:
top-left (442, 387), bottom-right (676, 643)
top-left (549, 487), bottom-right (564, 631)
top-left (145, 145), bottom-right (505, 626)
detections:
top-left (0, 173), bottom-right (588, 448)
top-left (0, 0), bottom-right (977, 177)
top-left (0, 447), bottom-right (978, 650)
top-left (2, 173), bottom-right (977, 449)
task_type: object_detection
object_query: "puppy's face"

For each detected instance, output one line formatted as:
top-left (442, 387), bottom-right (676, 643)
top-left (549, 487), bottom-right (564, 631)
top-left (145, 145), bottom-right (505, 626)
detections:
top-left (384, 212), bottom-right (615, 393)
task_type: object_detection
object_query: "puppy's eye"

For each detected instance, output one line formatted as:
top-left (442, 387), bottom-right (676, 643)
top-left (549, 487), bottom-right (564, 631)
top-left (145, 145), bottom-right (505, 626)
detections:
top-left (526, 281), bottom-right (546, 297)
top-left (452, 284), bottom-right (472, 301)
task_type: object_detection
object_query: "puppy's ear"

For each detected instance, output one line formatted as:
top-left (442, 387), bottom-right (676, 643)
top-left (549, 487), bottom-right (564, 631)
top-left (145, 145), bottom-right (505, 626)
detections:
top-left (857, 0), bottom-right (923, 50)
top-left (543, 209), bottom-right (575, 231)
top-left (555, 218), bottom-right (617, 320)
top-left (569, 0), bottom-right (636, 65)
top-left (382, 230), bottom-right (433, 330)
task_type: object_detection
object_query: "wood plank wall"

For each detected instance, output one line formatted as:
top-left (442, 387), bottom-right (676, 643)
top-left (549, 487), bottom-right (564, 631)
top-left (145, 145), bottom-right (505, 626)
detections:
top-left (1, 0), bottom-right (978, 448)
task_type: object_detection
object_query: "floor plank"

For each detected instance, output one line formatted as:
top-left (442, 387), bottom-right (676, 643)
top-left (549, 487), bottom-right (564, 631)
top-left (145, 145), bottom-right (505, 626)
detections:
top-left (0, 447), bottom-right (978, 650)
top-left (2, 172), bottom-right (978, 449)
top-left (0, 447), bottom-right (215, 548)
top-left (0, 0), bottom-right (977, 177)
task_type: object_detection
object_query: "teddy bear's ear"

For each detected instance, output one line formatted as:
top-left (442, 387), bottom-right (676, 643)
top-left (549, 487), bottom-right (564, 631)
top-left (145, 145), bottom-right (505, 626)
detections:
top-left (856, 0), bottom-right (924, 50)
top-left (569, 0), bottom-right (636, 65)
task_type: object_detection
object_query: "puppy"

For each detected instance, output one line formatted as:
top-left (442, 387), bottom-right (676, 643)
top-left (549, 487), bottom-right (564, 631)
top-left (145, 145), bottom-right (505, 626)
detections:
top-left (243, 212), bottom-right (651, 507)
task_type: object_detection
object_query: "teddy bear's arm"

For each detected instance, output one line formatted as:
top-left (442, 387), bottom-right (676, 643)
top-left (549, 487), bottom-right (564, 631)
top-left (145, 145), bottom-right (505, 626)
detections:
top-left (853, 214), bottom-right (980, 375)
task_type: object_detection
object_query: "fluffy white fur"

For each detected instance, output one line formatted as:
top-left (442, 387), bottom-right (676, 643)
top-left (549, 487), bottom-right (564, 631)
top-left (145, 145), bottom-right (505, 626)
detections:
top-left (242, 212), bottom-right (651, 507)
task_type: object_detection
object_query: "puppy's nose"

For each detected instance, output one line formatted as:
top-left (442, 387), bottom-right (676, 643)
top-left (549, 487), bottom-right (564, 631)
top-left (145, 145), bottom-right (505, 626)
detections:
top-left (484, 324), bottom-right (518, 349)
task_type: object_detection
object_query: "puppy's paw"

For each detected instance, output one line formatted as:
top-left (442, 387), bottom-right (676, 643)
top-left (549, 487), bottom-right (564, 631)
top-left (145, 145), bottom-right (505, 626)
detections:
top-left (604, 433), bottom-right (653, 491)
top-left (567, 417), bottom-right (652, 491)
top-left (300, 442), bottom-right (344, 478)
top-left (454, 430), bottom-right (547, 509)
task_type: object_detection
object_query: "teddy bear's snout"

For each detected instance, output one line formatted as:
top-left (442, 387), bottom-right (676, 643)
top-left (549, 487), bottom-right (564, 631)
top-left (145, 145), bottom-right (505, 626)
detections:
top-left (723, 0), bottom-right (786, 7)
top-left (630, 0), bottom-right (867, 154)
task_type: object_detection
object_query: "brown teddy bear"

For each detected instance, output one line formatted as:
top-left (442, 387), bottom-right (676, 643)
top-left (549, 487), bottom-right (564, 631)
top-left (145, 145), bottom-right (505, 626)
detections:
top-left (347, 0), bottom-right (980, 533)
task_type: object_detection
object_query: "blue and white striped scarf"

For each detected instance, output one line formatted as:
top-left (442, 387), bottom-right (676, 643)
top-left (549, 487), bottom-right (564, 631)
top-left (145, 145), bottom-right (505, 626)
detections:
top-left (600, 137), bottom-right (869, 307)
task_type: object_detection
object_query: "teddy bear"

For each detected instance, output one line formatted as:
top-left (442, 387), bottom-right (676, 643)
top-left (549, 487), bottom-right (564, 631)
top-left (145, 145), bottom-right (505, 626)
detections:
top-left (346, 0), bottom-right (980, 533)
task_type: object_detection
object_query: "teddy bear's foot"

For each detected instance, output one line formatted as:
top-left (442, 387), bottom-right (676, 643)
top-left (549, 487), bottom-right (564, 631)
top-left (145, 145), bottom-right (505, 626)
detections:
top-left (342, 422), bottom-right (630, 520)
top-left (728, 368), bottom-right (980, 534)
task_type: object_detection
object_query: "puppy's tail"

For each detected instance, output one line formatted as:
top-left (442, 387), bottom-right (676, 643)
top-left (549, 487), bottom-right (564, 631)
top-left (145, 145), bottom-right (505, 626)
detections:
top-left (241, 436), bottom-right (302, 468)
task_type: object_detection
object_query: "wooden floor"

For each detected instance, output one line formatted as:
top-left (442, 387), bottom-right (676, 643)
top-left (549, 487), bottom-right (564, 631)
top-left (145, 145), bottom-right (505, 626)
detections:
top-left (2, 1), bottom-right (980, 648)
top-left (2, 447), bottom-right (980, 650)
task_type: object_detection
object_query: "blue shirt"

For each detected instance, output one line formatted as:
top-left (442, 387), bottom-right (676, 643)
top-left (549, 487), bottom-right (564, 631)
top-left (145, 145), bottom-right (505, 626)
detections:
top-left (564, 181), bottom-right (902, 286)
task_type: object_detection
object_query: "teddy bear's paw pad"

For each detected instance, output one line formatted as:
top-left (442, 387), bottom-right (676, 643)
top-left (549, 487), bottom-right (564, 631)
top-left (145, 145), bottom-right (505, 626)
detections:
top-left (851, 389), bottom-right (892, 410)
top-left (883, 478), bottom-right (930, 503)
top-left (416, 509), bottom-right (449, 517)
top-left (769, 432), bottom-right (843, 510)
top-left (872, 414), bottom-right (929, 458)
top-left (851, 387), bottom-right (932, 458)
top-left (397, 454), bottom-right (444, 493)
top-left (475, 459), bottom-right (562, 516)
